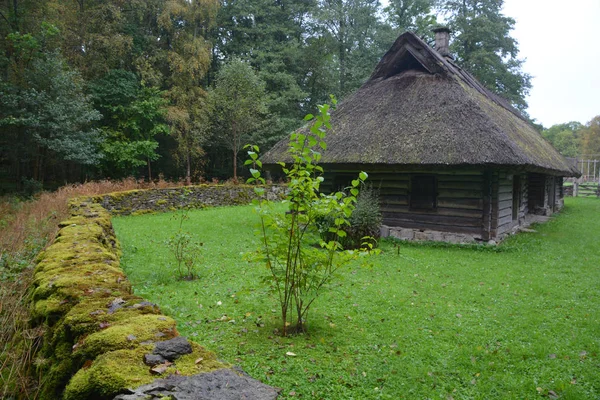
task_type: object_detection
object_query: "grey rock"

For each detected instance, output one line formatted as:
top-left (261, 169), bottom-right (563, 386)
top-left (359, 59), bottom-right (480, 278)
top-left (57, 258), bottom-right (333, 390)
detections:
top-left (144, 354), bottom-right (167, 366)
top-left (153, 336), bottom-right (193, 361)
top-left (114, 369), bottom-right (279, 400)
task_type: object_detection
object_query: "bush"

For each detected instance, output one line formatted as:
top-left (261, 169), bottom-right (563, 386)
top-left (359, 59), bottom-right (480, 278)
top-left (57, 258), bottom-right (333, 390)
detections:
top-left (21, 177), bottom-right (43, 197)
top-left (316, 185), bottom-right (382, 249)
top-left (345, 185), bottom-right (382, 249)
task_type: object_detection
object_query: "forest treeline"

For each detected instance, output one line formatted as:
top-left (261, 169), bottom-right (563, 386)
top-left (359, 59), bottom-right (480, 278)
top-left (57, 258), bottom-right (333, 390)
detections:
top-left (0, 0), bottom-right (594, 194)
top-left (541, 117), bottom-right (600, 160)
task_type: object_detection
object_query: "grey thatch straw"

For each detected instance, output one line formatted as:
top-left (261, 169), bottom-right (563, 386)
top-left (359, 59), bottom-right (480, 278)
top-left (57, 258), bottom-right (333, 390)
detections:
top-left (262, 31), bottom-right (578, 177)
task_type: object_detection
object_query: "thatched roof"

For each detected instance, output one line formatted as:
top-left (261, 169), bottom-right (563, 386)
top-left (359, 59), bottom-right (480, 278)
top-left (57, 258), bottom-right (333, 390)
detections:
top-left (263, 31), bottom-right (579, 177)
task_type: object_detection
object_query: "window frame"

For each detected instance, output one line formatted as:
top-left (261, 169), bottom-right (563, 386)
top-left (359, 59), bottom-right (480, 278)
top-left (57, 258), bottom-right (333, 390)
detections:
top-left (409, 174), bottom-right (438, 211)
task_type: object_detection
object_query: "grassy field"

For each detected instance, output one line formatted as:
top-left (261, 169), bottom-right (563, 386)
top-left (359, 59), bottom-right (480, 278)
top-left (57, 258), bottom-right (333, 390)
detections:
top-left (113, 197), bottom-right (600, 399)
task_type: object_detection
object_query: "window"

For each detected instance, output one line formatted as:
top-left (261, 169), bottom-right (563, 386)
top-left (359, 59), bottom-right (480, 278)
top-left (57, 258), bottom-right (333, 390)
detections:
top-left (410, 175), bottom-right (437, 210)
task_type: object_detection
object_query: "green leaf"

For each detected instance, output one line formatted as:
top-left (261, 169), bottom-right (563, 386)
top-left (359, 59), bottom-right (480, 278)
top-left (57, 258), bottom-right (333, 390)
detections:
top-left (359, 171), bottom-right (368, 181)
top-left (304, 113), bottom-right (314, 121)
top-left (351, 179), bottom-right (359, 187)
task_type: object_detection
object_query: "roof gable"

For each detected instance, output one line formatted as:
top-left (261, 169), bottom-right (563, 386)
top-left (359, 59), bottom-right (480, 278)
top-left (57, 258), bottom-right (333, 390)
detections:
top-left (370, 34), bottom-right (442, 79)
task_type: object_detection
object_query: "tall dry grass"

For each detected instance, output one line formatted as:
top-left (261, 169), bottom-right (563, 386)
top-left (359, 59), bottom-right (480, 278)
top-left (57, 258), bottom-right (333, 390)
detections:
top-left (0, 177), bottom-right (184, 399)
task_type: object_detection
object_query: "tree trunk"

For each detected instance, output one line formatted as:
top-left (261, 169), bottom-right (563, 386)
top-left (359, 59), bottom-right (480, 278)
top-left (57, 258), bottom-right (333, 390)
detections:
top-left (186, 148), bottom-right (192, 185)
top-left (232, 121), bottom-right (238, 181)
top-left (147, 157), bottom-right (152, 182)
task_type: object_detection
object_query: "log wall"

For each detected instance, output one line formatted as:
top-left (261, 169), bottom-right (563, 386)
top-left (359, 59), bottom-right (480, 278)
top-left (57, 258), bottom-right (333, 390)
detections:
top-left (322, 166), bottom-right (563, 242)
top-left (324, 167), bottom-right (485, 238)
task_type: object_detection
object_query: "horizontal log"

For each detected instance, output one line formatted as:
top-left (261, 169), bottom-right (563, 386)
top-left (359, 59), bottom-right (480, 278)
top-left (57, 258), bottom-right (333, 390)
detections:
top-left (437, 198), bottom-right (483, 210)
top-left (381, 212), bottom-right (482, 227)
top-left (369, 175), bottom-right (410, 182)
top-left (436, 174), bottom-right (484, 182)
top-left (381, 205), bottom-right (483, 219)
top-left (380, 188), bottom-right (409, 196)
top-left (377, 181), bottom-right (409, 189)
top-left (497, 221), bottom-right (517, 234)
top-left (437, 181), bottom-right (484, 190)
top-left (498, 192), bottom-right (513, 202)
top-left (492, 214), bottom-right (513, 227)
top-left (381, 195), bottom-right (408, 205)
top-left (498, 185), bottom-right (512, 194)
top-left (498, 199), bottom-right (512, 210)
top-left (498, 207), bottom-right (512, 219)
top-left (438, 189), bottom-right (482, 198)
top-left (383, 219), bottom-right (483, 235)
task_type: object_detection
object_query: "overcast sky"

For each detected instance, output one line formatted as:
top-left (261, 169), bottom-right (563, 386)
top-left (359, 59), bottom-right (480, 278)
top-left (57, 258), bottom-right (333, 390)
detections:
top-left (502, 0), bottom-right (600, 127)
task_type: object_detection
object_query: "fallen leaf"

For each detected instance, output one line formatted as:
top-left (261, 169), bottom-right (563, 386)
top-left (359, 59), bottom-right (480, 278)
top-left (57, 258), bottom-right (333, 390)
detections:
top-left (456, 314), bottom-right (462, 318)
top-left (548, 354), bottom-right (556, 359)
top-left (150, 361), bottom-right (173, 375)
top-left (286, 352), bottom-right (297, 357)
top-left (548, 390), bottom-right (559, 399)
top-left (195, 357), bottom-right (204, 364)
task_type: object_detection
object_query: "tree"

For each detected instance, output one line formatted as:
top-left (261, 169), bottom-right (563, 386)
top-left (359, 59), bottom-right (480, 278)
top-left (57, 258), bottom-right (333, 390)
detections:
top-left (314, 0), bottom-right (385, 96)
top-left (440, 0), bottom-right (531, 110)
top-left (213, 0), bottom-right (312, 146)
top-left (159, 0), bottom-right (217, 183)
top-left (542, 121), bottom-right (583, 158)
top-left (580, 116), bottom-right (600, 157)
top-left (90, 69), bottom-right (169, 179)
top-left (209, 58), bottom-right (267, 180)
top-left (0, 25), bottom-right (102, 188)
top-left (383, 0), bottom-right (439, 44)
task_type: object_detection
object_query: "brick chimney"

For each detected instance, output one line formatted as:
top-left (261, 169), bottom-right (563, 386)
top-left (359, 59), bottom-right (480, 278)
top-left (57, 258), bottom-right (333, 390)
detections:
top-left (432, 27), bottom-right (452, 59)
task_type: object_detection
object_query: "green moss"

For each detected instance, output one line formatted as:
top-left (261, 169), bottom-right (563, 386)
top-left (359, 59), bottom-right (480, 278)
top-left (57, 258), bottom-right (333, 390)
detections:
top-left (156, 199), bottom-right (168, 206)
top-left (33, 295), bottom-right (69, 321)
top-left (58, 296), bottom-right (160, 340)
top-left (74, 314), bottom-right (177, 360)
top-left (37, 357), bottom-right (76, 400)
top-left (63, 347), bottom-right (156, 400)
top-left (170, 342), bottom-right (228, 375)
top-left (63, 342), bottom-right (228, 400)
top-left (32, 261), bottom-right (128, 303)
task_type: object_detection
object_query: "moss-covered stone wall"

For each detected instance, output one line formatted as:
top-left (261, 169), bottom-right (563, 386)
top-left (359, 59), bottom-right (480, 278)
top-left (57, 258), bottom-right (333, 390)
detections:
top-left (92, 184), bottom-right (286, 215)
top-left (31, 190), bottom-right (280, 399)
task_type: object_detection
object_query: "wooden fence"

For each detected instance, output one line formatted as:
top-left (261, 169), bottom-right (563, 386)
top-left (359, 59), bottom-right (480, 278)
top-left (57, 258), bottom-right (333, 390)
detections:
top-left (564, 157), bottom-right (600, 198)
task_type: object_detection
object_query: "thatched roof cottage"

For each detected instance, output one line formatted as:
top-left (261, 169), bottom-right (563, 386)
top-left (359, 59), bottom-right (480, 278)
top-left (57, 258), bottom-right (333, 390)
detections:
top-left (262, 29), bottom-right (579, 243)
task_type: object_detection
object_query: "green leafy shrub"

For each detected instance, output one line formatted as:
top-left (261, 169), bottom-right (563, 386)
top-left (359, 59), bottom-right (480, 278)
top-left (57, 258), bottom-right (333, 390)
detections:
top-left (245, 97), bottom-right (378, 336)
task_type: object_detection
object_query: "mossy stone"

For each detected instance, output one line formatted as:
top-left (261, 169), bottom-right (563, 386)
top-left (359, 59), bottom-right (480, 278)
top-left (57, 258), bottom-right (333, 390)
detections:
top-left (73, 314), bottom-right (178, 361)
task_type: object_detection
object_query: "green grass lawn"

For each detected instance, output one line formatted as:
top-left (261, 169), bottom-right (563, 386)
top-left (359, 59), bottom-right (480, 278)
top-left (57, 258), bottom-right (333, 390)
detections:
top-left (112, 197), bottom-right (600, 399)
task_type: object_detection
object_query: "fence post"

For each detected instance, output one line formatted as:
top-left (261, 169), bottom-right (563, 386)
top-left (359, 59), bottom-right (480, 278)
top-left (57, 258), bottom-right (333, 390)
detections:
top-left (574, 181), bottom-right (579, 197)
